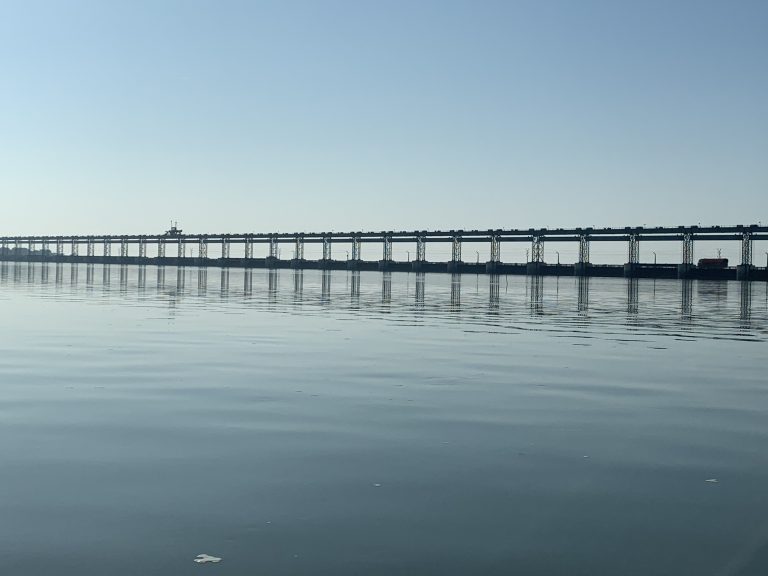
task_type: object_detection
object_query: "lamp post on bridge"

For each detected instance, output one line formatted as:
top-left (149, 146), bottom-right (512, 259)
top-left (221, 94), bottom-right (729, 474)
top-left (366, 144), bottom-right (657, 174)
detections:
top-left (407, 251), bottom-right (410, 262)
top-left (556, 251), bottom-right (560, 265)
top-left (653, 252), bottom-right (657, 265)
top-left (475, 251), bottom-right (479, 264)
top-left (526, 249), bottom-right (529, 263)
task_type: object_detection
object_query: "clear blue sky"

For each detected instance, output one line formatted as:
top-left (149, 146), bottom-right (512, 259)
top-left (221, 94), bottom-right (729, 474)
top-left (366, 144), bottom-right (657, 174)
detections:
top-left (1, 0), bottom-right (766, 236)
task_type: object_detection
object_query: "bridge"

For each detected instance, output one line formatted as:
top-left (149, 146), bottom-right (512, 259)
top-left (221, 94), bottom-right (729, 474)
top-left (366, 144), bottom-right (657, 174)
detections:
top-left (1, 224), bottom-right (766, 280)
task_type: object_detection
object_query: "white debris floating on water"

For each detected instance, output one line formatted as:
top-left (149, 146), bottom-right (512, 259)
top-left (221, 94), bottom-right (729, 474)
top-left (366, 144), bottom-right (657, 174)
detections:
top-left (705, 478), bottom-right (719, 483)
top-left (194, 554), bottom-right (222, 564)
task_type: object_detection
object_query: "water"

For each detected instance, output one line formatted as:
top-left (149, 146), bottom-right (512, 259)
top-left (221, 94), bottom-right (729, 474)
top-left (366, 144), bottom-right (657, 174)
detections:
top-left (1, 262), bottom-right (767, 576)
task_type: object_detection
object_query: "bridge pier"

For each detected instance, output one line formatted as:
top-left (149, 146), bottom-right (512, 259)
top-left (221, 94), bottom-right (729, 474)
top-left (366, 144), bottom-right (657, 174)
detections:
top-left (485, 234), bottom-right (501, 273)
top-left (526, 235), bottom-right (545, 275)
top-left (378, 235), bottom-right (393, 270)
top-left (677, 233), bottom-right (695, 278)
top-left (623, 234), bottom-right (640, 277)
top-left (318, 235), bottom-right (333, 268)
top-left (266, 236), bottom-right (279, 268)
top-left (574, 235), bottom-right (591, 276)
top-left (412, 236), bottom-right (427, 271)
top-left (447, 235), bottom-right (462, 272)
top-left (291, 236), bottom-right (305, 268)
top-left (736, 231), bottom-right (753, 280)
top-left (348, 236), bottom-right (362, 269)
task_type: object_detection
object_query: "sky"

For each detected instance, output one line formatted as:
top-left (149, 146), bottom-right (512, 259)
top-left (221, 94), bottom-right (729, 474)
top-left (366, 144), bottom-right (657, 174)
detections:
top-left (0, 0), bottom-right (766, 239)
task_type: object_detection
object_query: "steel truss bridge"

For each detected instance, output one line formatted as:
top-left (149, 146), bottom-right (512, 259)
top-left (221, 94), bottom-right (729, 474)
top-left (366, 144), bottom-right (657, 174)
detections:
top-left (1, 224), bottom-right (766, 280)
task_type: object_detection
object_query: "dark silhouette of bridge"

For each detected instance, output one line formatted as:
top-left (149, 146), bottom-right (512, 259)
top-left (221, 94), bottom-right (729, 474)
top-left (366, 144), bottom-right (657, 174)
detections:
top-left (1, 224), bottom-right (766, 280)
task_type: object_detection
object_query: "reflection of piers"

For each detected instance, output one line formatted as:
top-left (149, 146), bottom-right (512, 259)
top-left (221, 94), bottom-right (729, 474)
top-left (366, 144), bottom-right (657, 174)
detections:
top-left (177, 267), bottom-right (185, 291)
top-left (86, 264), bottom-right (94, 287)
top-left (681, 279), bottom-right (693, 320)
top-left (293, 270), bottom-right (304, 301)
top-left (0, 262), bottom-right (8, 283)
top-left (577, 276), bottom-right (589, 315)
top-left (321, 270), bottom-right (331, 303)
top-left (41, 263), bottom-right (50, 284)
top-left (219, 268), bottom-right (229, 295)
top-left (350, 271), bottom-right (360, 302)
top-left (197, 268), bottom-right (208, 295)
top-left (450, 273), bottom-right (461, 309)
top-left (415, 272), bottom-right (425, 307)
top-left (268, 269), bottom-right (278, 300)
top-left (70, 264), bottom-right (78, 285)
top-left (626, 278), bottom-right (638, 315)
top-left (156, 266), bottom-right (165, 289)
top-left (382, 271), bottom-right (392, 304)
top-left (529, 275), bottom-right (543, 314)
top-left (489, 275), bottom-right (500, 310)
top-left (120, 265), bottom-right (128, 291)
top-left (243, 269), bottom-right (252, 296)
top-left (138, 266), bottom-right (146, 290)
top-left (55, 263), bottom-right (63, 285)
top-left (740, 281), bottom-right (752, 324)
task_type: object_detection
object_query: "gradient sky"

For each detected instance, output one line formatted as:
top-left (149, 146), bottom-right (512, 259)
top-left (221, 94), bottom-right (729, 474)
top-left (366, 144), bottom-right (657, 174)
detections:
top-left (1, 0), bottom-right (766, 237)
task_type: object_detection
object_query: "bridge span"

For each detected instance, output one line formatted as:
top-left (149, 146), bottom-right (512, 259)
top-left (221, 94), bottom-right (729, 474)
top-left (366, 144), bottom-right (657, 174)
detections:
top-left (1, 224), bottom-right (767, 280)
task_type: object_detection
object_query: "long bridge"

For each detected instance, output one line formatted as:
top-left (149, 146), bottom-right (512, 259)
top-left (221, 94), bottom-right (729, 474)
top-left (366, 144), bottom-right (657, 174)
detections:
top-left (1, 224), bottom-right (766, 280)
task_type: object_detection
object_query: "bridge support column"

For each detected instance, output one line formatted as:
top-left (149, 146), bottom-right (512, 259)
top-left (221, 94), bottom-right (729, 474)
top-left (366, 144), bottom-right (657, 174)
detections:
top-left (526, 235), bottom-right (545, 275)
top-left (347, 236), bottom-right (362, 269)
top-left (120, 238), bottom-right (128, 259)
top-left (220, 238), bottom-right (229, 260)
top-left (244, 236), bottom-right (253, 260)
top-left (87, 238), bottom-right (95, 258)
top-left (139, 238), bottom-right (147, 259)
top-left (447, 235), bottom-right (462, 272)
top-left (266, 236), bottom-right (279, 268)
top-left (318, 236), bottom-right (333, 269)
top-left (677, 233), bottom-right (695, 278)
top-left (178, 238), bottom-right (185, 259)
top-left (378, 235), bottom-right (393, 270)
top-left (70, 239), bottom-right (78, 257)
top-left (736, 231), bottom-right (754, 280)
top-left (199, 238), bottom-right (208, 260)
top-left (574, 235), bottom-right (591, 276)
top-left (623, 234), bottom-right (640, 277)
top-left (412, 236), bottom-right (427, 271)
top-left (486, 235), bottom-right (501, 273)
top-left (291, 236), bottom-right (305, 268)
top-left (157, 239), bottom-right (165, 259)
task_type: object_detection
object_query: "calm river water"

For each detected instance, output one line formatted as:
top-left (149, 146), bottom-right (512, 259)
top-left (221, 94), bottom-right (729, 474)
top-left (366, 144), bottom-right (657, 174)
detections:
top-left (1, 263), bottom-right (767, 576)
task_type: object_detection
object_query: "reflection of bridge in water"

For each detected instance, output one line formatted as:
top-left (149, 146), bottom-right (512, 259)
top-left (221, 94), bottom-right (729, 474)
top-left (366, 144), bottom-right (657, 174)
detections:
top-left (2, 224), bottom-right (767, 280)
top-left (0, 262), bottom-right (762, 329)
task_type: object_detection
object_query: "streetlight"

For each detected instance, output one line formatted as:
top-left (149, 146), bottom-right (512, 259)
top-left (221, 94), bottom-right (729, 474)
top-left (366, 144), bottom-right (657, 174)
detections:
top-left (556, 251), bottom-right (560, 265)
top-left (475, 251), bottom-right (480, 264)
top-left (653, 251), bottom-right (657, 265)
top-left (407, 251), bottom-right (410, 262)
top-left (345, 251), bottom-right (349, 261)
top-left (526, 249), bottom-right (529, 262)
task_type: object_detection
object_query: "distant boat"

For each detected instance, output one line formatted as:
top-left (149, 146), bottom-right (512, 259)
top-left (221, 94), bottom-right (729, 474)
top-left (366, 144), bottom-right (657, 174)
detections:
top-left (164, 222), bottom-right (183, 237)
